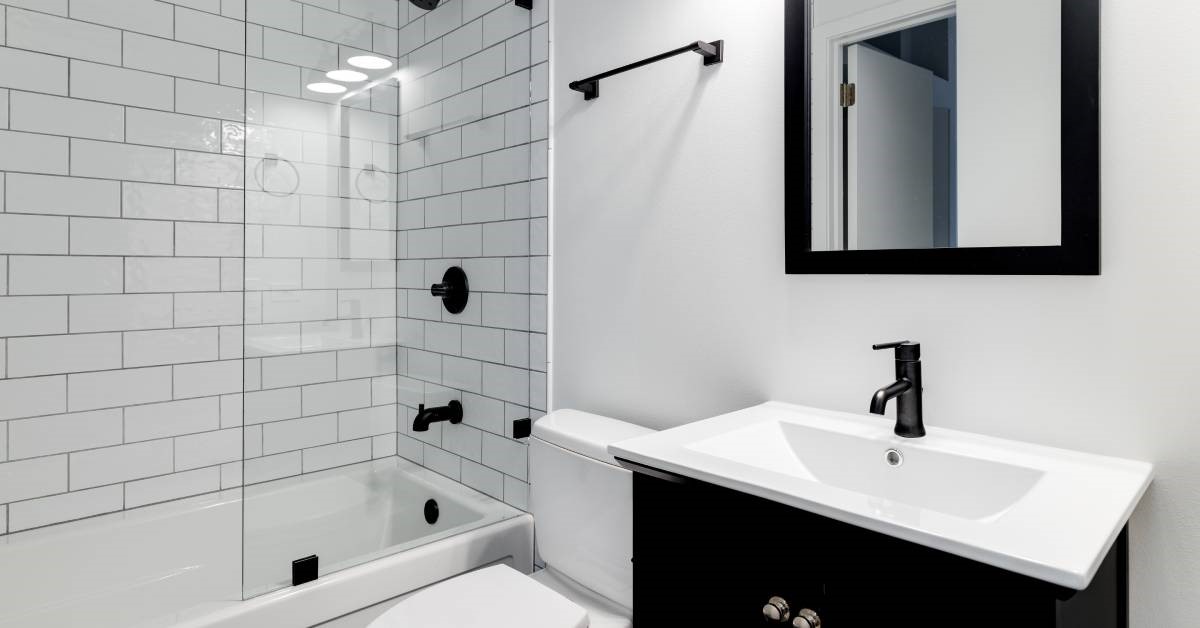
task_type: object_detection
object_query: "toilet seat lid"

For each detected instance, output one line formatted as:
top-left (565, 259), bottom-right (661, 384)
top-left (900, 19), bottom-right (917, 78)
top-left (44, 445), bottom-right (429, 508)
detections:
top-left (369, 565), bottom-right (588, 628)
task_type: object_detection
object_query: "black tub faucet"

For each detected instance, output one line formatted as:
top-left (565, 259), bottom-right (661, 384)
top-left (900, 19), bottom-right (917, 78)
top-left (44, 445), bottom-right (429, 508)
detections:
top-left (870, 341), bottom-right (925, 438)
top-left (412, 400), bottom-right (463, 432)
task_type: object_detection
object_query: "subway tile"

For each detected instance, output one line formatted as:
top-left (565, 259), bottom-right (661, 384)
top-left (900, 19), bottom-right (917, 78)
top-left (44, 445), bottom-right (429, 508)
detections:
top-left (0, 130), bottom-right (69, 175)
top-left (338, 289), bottom-right (397, 319)
top-left (0, 376), bottom-right (66, 421)
top-left (422, 445), bottom-right (460, 480)
top-left (261, 290), bottom-right (338, 324)
top-left (482, 144), bottom-right (530, 187)
top-left (461, 186), bottom-right (505, 223)
top-left (70, 61), bottom-right (174, 110)
top-left (71, 140), bottom-right (174, 184)
top-left (125, 397), bottom-right (221, 441)
top-left (247, 0), bottom-right (302, 32)
top-left (263, 413), bottom-right (337, 454)
top-left (461, 115), bottom-right (504, 157)
top-left (462, 325), bottom-right (504, 363)
top-left (245, 322), bottom-right (301, 357)
top-left (461, 459), bottom-right (503, 499)
top-left (68, 366), bottom-right (173, 412)
top-left (219, 326), bottom-right (243, 360)
top-left (443, 156), bottom-right (483, 193)
top-left (9, 92), bottom-right (124, 141)
top-left (0, 296), bottom-right (68, 337)
top-left (175, 6), bottom-right (245, 53)
top-left (0, 47), bottom-right (68, 95)
top-left (262, 27), bottom-right (339, 68)
top-left (482, 432), bottom-right (527, 480)
top-left (342, 229), bottom-right (396, 260)
top-left (463, 44), bottom-right (505, 89)
top-left (70, 440), bottom-right (173, 490)
top-left (302, 320), bottom-right (373, 352)
top-left (175, 292), bottom-right (243, 327)
top-left (503, 330), bottom-right (528, 368)
top-left (302, 378), bottom-right (372, 415)
top-left (0, 455), bottom-right (67, 503)
top-left (372, 433), bottom-right (397, 458)
top-left (70, 0), bottom-right (174, 37)
top-left (126, 257), bottom-right (221, 293)
top-left (126, 108), bottom-right (222, 152)
top-left (7, 174), bottom-right (120, 218)
top-left (125, 328), bottom-right (219, 367)
top-left (8, 485), bottom-right (122, 532)
top-left (261, 352), bottom-right (337, 389)
top-left (482, 293), bottom-right (528, 329)
top-left (9, 256), bottom-right (123, 295)
top-left (7, 333), bottom-right (122, 377)
top-left (482, 362), bottom-right (527, 405)
top-left (482, 220), bottom-right (529, 256)
top-left (176, 151), bottom-right (244, 188)
top-left (220, 51), bottom-right (246, 88)
top-left (337, 346), bottom-right (397, 380)
top-left (70, 294), bottom-right (173, 333)
top-left (482, 69), bottom-right (529, 117)
top-left (122, 182), bottom-right (216, 222)
top-left (443, 422), bottom-right (482, 461)
top-left (176, 222), bottom-right (244, 257)
top-left (245, 387), bottom-right (302, 423)
top-left (7, 8), bottom-right (121, 64)
top-left (246, 258), bottom-right (303, 290)
top-left (8, 409), bottom-right (123, 460)
top-left (263, 225), bottom-right (338, 258)
top-left (174, 359), bottom-right (242, 399)
top-left (175, 428), bottom-right (241, 470)
top-left (502, 476), bottom-right (530, 511)
top-left (247, 57), bottom-right (300, 97)
top-left (443, 355), bottom-right (482, 392)
top-left (303, 438), bottom-right (371, 472)
top-left (505, 30), bottom-right (530, 74)
top-left (176, 79), bottom-right (244, 121)
top-left (221, 258), bottom-right (244, 292)
top-left (443, 224), bottom-right (482, 257)
top-left (302, 5), bottom-right (373, 48)
top-left (244, 451), bottom-right (302, 484)
top-left (339, 404), bottom-right (396, 441)
top-left (504, 257), bottom-right (529, 292)
top-left (302, 259), bottom-right (374, 289)
top-left (70, 218), bottom-right (174, 256)
top-left (125, 467), bottom-right (220, 508)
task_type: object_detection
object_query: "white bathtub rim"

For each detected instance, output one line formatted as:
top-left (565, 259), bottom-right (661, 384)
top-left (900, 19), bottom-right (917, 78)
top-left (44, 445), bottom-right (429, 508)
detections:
top-left (172, 513), bottom-right (535, 628)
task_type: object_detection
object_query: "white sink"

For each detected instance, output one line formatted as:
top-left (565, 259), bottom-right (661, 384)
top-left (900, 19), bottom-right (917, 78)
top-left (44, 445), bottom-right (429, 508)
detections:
top-left (609, 402), bottom-right (1152, 590)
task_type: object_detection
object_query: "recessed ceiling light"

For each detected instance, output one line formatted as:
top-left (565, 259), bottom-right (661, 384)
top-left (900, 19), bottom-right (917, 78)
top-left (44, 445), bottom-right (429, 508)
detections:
top-left (327, 69), bottom-right (369, 83)
top-left (347, 55), bottom-right (393, 70)
top-left (307, 82), bottom-right (347, 94)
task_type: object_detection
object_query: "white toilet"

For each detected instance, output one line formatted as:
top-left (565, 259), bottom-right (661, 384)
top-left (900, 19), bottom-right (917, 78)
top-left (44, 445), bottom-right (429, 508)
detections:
top-left (369, 410), bottom-right (654, 628)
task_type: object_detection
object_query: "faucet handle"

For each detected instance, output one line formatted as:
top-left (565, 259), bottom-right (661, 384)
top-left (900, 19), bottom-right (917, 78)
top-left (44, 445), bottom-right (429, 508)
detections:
top-left (873, 340), bottom-right (920, 360)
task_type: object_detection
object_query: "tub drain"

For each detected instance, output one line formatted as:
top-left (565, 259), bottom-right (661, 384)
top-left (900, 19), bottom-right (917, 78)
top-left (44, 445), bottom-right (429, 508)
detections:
top-left (424, 499), bottom-right (440, 524)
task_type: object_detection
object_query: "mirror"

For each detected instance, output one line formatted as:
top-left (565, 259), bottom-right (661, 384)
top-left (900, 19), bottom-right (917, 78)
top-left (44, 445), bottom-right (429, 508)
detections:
top-left (785, 0), bottom-right (1099, 274)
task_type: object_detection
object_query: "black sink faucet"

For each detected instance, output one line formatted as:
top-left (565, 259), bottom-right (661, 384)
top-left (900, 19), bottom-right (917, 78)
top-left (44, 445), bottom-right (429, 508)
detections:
top-left (869, 341), bottom-right (925, 438)
top-left (412, 400), bottom-right (463, 432)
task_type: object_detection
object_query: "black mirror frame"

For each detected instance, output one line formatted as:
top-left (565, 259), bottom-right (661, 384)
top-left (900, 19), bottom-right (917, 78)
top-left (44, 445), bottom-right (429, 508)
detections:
top-left (785, 0), bottom-right (1100, 275)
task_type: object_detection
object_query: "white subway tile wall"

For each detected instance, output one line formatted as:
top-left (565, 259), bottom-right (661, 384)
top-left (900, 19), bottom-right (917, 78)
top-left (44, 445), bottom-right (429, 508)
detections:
top-left (391, 0), bottom-right (545, 511)
top-left (0, 0), bottom-right (545, 535)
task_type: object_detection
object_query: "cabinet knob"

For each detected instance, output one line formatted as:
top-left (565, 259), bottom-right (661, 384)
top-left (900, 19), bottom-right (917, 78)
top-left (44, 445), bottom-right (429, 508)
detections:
top-left (762, 596), bottom-right (791, 623)
top-left (792, 608), bottom-right (821, 628)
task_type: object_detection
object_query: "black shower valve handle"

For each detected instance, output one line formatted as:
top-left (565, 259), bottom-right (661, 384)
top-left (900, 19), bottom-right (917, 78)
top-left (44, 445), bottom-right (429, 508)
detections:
top-left (430, 282), bottom-right (452, 297)
top-left (430, 266), bottom-right (470, 314)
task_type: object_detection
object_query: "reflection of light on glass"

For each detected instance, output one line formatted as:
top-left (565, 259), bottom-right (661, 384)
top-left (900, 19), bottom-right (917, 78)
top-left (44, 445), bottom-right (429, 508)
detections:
top-left (306, 82), bottom-right (347, 94)
top-left (347, 55), bottom-right (393, 70)
top-left (327, 69), bottom-right (368, 83)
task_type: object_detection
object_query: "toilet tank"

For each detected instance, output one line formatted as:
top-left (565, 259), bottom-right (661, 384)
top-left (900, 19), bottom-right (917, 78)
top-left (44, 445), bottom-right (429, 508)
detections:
top-left (530, 410), bottom-right (654, 611)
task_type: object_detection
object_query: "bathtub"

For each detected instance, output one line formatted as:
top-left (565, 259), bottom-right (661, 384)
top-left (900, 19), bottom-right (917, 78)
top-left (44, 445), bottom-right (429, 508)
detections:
top-left (0, 458), bottom-right (532, 628)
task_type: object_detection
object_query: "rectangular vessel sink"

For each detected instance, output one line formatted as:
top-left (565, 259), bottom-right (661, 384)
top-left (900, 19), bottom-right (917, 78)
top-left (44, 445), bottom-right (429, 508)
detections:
top-left (609, 402), bottom-right (1152, 590)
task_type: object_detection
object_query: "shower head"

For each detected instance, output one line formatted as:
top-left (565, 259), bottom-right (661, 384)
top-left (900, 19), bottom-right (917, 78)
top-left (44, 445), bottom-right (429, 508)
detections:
top-left (409, 0), bottom-right (444, 10)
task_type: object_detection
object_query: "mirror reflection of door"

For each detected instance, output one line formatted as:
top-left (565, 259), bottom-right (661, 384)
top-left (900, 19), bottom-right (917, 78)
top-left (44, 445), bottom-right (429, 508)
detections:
top-left (843, 18), bottom-right (956, 251)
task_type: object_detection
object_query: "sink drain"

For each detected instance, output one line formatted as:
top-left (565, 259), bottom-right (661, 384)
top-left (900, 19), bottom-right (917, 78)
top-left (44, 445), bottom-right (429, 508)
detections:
top-left (884, 449), bottom-right (904, 467)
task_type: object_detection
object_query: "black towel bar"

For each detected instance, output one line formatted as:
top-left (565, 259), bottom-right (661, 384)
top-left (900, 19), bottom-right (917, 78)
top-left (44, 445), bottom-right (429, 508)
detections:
top-left (568, 40), bottom-right (724, 100)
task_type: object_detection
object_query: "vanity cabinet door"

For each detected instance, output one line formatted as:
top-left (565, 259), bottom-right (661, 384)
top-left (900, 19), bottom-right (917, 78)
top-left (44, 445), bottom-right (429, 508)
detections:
top-left (631, 470), bottom-right (1115, 628)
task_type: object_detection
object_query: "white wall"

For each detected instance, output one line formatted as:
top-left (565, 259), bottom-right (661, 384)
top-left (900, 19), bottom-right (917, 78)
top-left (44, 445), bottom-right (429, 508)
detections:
top-left (551, 0), bottom-right (1200, 625)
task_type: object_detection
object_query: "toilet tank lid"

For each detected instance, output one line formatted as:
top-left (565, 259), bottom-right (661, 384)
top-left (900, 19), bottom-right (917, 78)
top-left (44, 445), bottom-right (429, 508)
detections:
top-left (533, 410), bottom-right (655, 465)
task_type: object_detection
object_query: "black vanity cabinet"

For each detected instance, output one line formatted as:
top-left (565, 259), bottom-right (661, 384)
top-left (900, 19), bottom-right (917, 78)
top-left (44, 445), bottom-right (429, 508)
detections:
top-left (629, 467), bottom-right (1126, 628)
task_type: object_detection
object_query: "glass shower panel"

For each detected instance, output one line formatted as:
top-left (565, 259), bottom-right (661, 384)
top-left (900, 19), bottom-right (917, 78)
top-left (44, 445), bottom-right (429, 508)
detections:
top-left (241, 0), bottom-right (531, 601)
top-left (241, 0), bottom-right (406, 599)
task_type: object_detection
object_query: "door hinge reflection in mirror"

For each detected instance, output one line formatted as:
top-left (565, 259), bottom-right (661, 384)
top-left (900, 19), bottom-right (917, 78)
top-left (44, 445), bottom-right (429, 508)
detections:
top-left (840, 82), bottom-right (857, 107)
